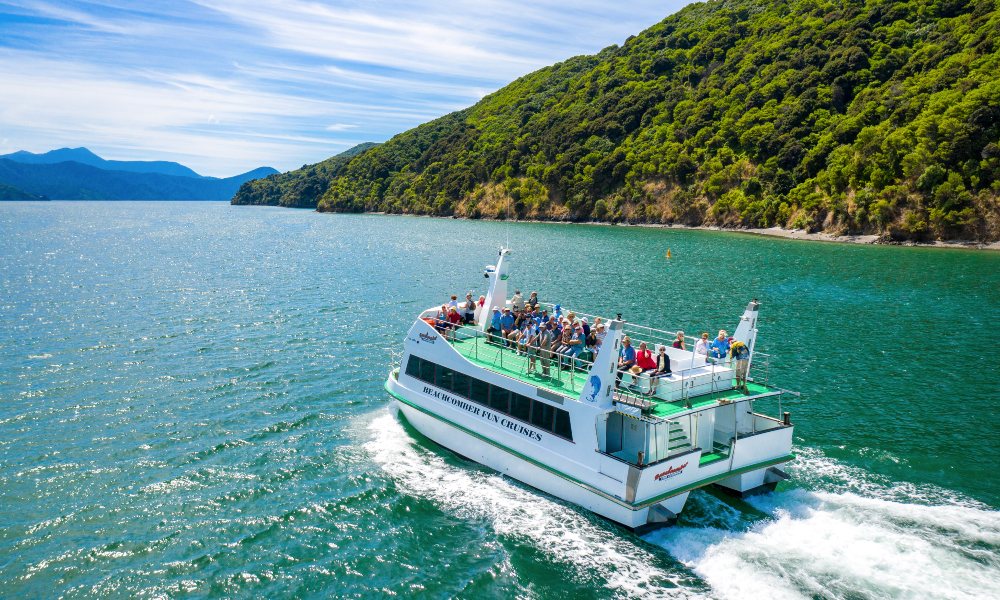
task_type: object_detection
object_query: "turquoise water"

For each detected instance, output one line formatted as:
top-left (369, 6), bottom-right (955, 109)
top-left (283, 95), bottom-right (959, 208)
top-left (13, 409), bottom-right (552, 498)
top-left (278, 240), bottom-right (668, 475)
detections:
top-left (1, 201), bottom-right (998, 598)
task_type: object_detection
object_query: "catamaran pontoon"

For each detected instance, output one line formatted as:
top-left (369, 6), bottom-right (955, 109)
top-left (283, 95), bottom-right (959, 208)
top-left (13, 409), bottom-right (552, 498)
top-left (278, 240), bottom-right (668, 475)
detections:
top-left (384, 248), bottom-right (795, 530)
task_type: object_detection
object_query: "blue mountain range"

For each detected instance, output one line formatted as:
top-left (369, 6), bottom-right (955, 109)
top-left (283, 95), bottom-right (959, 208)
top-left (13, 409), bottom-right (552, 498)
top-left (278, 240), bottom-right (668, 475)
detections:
top-left (0, 148), bottom-right (278, 200)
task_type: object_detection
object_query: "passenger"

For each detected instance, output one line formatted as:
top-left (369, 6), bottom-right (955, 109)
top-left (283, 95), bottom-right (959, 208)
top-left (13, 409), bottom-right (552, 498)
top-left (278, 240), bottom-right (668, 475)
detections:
top-left (515, 321), bottom-right (532, 354)
top-left (500, 308), bottom-right (516, 345)
top-left (530, 306), bottom-right (542, 325)
top-left (487, 307), bottom-right (502, 344)
top-left (694, 332), bottom-right (710, 358)
top-left (462, 293), bottom-right (477, 324)
top-left (649, 345), bottom-right (672, 395)
top-left (434, 305), bottom-right (449, 333)
top-left (511, 290), bottom-right (525, 312)
top-left (565, 324), bottom-right (585, 370)
top-left (448, 295), bottom-right (459, 309)
top-left (527, 291), bottom-right (539, 310)
top-left (635, 341), bottom-right (657, 393)
top-left (709, 329), bottom-right (731, 360)
top-left (525, 323), bottom-right (540, 373)
top-left (474, 295), bottom-right (486, 324)
top-left (672, 331), bottom-right (686, 350)
top-left (538, 322), bottom-right (554, 376)
top-left (730, 340), bottom-right (751, 392)
top-left (554, 304), bottom-right (563, 319)
top-left (581, 317), bottom-right (591, 339)
top-left (446, 306), bottom-right (462, 339)
top-left (593, 322), bottom-right (607, 355)
top-left (540, 309), bottom-right (549, 323)
top-left (616, 336), bottom-right (636, 386)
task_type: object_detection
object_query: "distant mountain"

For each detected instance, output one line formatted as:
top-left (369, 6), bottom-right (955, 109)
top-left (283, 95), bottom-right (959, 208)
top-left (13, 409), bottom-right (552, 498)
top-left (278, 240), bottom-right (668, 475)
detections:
top-left (0, 158), bottom-right (279, 200)
top-left (1, 147), bottom-right (203, 178)
top-left (0, 182), bottom-right (47, 200)
top-left (231, 143), bottom-right (378, 207)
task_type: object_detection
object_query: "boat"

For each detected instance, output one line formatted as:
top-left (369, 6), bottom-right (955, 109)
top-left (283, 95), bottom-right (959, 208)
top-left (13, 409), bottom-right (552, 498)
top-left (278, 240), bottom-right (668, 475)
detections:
top-left (384, 247), bottom-right (796, 530)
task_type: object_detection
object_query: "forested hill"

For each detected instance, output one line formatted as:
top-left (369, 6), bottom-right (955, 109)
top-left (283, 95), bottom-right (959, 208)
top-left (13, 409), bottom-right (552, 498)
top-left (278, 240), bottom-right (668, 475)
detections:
top-left (266, 0), bottom-right (1000, 241)
top-left (231, 143), bottom-right (377, 207)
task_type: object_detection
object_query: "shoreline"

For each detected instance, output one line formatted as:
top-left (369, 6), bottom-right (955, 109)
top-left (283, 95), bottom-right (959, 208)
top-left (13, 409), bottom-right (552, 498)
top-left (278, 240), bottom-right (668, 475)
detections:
top-left (360, 211), bottom-right (1000, 251)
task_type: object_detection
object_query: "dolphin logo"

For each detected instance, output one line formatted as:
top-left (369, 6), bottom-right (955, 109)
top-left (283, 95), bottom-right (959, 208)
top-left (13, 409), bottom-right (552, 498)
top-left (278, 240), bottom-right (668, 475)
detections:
top-left (584, 375), bottom-right (601, 403)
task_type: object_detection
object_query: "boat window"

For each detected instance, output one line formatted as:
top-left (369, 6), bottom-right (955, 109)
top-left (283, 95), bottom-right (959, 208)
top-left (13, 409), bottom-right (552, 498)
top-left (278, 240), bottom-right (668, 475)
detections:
top-left (554, 410), bottom-right (573, 439)
top-left (490, 388), bottom-right (510, 414)
top-left (510, 394), bottom-right (532, 422)
top-left (419, 357), bottom-right (436, 383)
top-left (405, 355), bottom-right (421, 379)
top-left (531, 400), bottom-right (554, 431)
top-left (435, 367), bottom-right (455, 393)
top-left (402, 355), bottom-right (573, 442)
top-left (452, 371), bottom-right (471, 399)
top-left (470, 378), bottom-right (490, 405)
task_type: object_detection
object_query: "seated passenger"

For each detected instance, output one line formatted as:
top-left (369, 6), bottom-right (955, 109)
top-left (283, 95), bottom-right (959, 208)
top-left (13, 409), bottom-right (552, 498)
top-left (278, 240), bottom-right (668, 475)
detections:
top-left (527, 291), bottom-right (539, 309)
top-left (434, 305), bottom-right (449, 333)
top-left (694, 332), bottom-right (710, 358)
top-left (446, 306), bottom-right (462, 339)
top-left (649, 345), bottom-right (672, 395)
top-left (635, 342), bottom-right (656, 391)
top-left (447, 295), bottom-right (459, 309)
top-left (487, 307), bottom-right (502, 344)
top-left (500, 308), bottom-right (516, 345)
top-left (593, 322), bottom-right (607, 356)
top-left (709, 329), bottom-right (730, 360)
top-left (616, 336), bottom-right (636, 386)
top-left (581, 317), bottom-right (590, 338)
top-left (672, 331), bottom-right (686, 350)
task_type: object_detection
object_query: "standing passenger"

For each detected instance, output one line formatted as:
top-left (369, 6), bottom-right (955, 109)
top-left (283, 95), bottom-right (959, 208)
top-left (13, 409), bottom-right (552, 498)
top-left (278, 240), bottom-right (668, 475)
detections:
top-left (463, 293), bottom-right (477, 324)
top-left (511, 290), bottom-right (525, 312)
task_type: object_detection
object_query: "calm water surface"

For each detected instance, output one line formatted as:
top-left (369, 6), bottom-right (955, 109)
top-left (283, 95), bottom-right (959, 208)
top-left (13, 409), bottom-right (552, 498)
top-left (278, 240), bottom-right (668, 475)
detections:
top-left (1, 202), bottom-right (998, 598)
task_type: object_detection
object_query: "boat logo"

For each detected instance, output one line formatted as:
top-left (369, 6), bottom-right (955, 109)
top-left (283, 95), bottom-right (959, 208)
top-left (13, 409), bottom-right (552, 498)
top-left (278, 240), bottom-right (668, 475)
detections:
top-left (583, 375), bottom-right (601, 403)
top-left (654, 462), bottom-right (688, 481)
top-left (419, 332), bottom-right (438, 343)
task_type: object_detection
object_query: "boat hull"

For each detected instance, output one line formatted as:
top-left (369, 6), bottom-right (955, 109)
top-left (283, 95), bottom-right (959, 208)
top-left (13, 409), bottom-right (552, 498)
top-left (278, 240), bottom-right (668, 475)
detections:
top-left (393, 393), bottom-right (665, 529)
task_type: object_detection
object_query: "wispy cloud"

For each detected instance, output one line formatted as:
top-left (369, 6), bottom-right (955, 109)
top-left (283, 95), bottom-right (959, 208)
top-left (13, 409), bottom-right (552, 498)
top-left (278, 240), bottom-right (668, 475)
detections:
top-left (0, 0), bottom-right (689, 176)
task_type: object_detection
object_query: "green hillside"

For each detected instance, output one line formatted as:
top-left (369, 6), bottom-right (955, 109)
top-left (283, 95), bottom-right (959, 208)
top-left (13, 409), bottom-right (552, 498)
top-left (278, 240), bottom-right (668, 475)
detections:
top-left (231, 143), bottom-right (378, 207)
top-left (278, 0), bottom-right (1000, 241)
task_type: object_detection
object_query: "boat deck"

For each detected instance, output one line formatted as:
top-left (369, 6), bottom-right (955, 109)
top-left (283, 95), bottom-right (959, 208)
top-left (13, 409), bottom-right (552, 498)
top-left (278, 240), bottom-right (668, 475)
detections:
top-left (450, 334), bottom-right (768, 418)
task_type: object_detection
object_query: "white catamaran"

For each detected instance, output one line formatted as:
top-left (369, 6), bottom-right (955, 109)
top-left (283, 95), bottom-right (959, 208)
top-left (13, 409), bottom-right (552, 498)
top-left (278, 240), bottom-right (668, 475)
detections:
top-left (385, 248), bottom-right (795, 530)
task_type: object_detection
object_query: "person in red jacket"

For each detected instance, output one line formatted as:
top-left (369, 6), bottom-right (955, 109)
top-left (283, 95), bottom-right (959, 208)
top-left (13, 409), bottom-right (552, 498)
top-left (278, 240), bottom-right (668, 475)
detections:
top-left (635, 341), bottom-right (657, 393)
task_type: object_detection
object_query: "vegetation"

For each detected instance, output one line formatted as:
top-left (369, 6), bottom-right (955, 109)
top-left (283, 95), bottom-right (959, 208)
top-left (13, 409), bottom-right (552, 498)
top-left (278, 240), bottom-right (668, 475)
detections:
top-left (0, 182), bottom-right (46, 200)
top-left (231, 143), bottom-right (378, 207)
top-left (261, 0), bottom-right (1000, 241)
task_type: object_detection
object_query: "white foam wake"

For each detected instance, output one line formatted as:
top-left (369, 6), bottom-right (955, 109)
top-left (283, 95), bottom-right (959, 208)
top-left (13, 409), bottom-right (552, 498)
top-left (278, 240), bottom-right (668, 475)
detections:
top-left (364, 411), bottom-right (703, 598)
top-left (645, 450), bottom-right (1000, 600)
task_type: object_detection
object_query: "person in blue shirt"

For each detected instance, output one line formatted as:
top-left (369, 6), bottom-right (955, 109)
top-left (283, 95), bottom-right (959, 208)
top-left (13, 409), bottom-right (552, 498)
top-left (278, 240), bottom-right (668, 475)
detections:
top-left (709, 329), bottom-right (731, 360)
top-left (616, 336), bottom-right (636, 386)
top-left (499, 308), bottom-right (516, 345)
top-left (487, 307), bottom-right (502, 344)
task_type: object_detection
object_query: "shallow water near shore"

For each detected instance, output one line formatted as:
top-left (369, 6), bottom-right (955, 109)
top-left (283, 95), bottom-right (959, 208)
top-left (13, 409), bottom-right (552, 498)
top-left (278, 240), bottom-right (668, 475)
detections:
top-left (1, 201), bottom-right (998, 598)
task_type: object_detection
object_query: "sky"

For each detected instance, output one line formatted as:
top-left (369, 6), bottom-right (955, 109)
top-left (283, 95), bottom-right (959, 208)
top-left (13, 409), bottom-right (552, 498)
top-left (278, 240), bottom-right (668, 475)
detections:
top-left (0, 1), bottom-right (689, 177)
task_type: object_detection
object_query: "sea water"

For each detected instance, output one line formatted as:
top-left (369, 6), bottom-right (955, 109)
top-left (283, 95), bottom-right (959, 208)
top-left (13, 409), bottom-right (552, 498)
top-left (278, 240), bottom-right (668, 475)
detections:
top-left (1, 201), bottom-right (997, 598)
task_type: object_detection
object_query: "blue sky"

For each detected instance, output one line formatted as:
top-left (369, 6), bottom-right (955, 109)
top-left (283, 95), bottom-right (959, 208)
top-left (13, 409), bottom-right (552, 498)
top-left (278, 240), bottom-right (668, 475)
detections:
top-left (0, 1), bottom-right (688, 176)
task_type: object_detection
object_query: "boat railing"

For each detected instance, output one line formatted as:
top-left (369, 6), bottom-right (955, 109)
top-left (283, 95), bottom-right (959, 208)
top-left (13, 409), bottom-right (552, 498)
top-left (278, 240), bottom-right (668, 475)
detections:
top-left (444, 321), bottom-right (599, 395)
top-left (602, 389), bottom-right (790, 468)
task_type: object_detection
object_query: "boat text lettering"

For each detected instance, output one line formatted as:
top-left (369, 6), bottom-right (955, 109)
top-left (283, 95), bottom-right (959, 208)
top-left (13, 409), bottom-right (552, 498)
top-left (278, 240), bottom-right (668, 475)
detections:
top-left (422, 386), bottom-right (543, 442)
top-left (654, 462), bottom-right (688, 481)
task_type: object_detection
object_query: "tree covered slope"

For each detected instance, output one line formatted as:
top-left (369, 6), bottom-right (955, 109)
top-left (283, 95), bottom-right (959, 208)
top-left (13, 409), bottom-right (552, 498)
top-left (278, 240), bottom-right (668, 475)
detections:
top-left (231, 143), bottom-right (378, 207)
top-left (284, 0), bottom-right (1000, 240)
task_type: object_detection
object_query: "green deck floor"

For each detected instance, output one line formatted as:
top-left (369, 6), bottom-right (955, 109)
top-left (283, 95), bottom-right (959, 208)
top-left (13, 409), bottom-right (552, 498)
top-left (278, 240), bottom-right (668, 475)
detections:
top-left (451, 334), bottom-right (769, 418)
